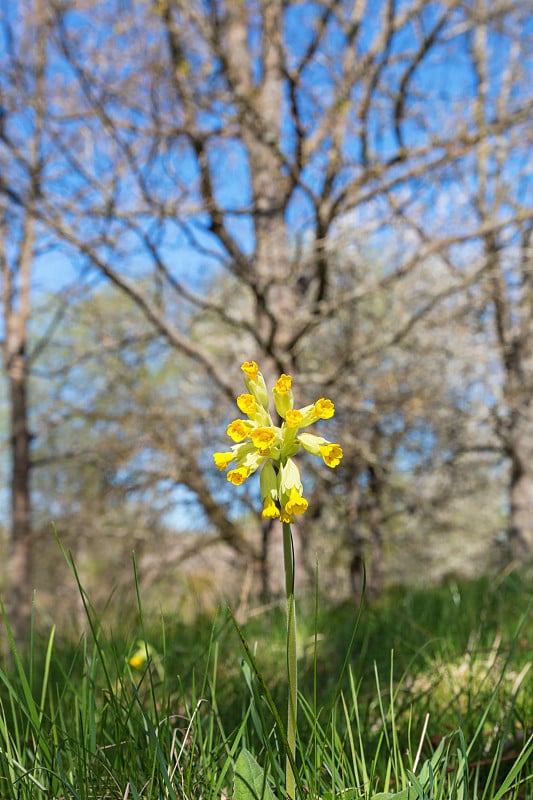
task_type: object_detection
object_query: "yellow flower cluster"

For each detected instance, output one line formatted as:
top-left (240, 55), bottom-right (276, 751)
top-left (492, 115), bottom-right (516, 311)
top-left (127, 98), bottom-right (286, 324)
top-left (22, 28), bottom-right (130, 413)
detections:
top-left (213, 361), bottom-right (343, 523)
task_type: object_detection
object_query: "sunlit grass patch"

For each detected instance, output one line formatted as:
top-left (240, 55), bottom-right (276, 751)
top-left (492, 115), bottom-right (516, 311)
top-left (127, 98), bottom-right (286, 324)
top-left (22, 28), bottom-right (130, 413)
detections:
top-left (0, 568), bottom-right (531, 799)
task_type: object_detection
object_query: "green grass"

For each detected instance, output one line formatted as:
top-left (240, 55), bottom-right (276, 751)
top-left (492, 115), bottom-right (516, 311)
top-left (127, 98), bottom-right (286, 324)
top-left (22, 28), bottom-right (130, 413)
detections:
top-left (0, 567), bottom-right (531, 799)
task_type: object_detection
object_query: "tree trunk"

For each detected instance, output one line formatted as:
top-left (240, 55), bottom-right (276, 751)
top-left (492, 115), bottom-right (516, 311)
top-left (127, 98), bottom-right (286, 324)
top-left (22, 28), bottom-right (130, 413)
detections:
top-left (6, 347), bottom-right (33, 645)
top-left (0, 0), bottom-right (46, 648)
top-left (505, 338), bottom-right (533, 562)
top-left (486, 229), bottom-right (533, 563)
top-left (508, 427), bottom-right (533, 561)
top-left (2, 258), bottom-right (34, 648)
top-left (224, 0), bottom-right (294, 361)
top-left (367, 463), bottom-right (385, 597)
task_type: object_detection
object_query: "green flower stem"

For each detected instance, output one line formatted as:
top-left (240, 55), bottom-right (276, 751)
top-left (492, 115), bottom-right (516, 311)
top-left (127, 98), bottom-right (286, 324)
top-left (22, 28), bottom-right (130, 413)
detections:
top-left (282, 521), bottom-right (297, 799)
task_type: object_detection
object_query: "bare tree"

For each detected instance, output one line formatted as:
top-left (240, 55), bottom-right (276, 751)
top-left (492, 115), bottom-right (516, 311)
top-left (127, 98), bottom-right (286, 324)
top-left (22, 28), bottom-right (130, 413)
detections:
top-left (0, 0), bottom-right (49, 643)
top-left (0, 0), bottom-right (532, 616)
top-left (466, 0), bottom-right (533, 560)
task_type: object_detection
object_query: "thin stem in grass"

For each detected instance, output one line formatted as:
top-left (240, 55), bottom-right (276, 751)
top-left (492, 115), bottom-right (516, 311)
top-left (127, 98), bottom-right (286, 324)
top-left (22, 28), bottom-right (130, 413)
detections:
top-left (283, 521), bottom-right (297, 800)
top-left (213, 361), bottom-right (343, 799)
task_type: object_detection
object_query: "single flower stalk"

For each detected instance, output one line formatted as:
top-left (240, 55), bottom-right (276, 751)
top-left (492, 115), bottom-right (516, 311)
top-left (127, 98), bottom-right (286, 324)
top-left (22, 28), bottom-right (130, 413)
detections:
top-left (213, 361), bottom-right (343, 523)
top-left (213, 361), bottom-right (342, 800)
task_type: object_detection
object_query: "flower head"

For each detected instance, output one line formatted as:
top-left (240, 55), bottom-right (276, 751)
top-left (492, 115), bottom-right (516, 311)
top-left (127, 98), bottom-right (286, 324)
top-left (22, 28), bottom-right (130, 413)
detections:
top-left (241, 361), bottom-right (259, 381)
top-left (213, 451), bottom-right (234, 471)
top-left (129, 640), bottom-right (155, 670)
top-left (227, 466), bottom-right (250, 485)
top-left (314, 398), bottom-right (335, 419)
top-left (241, 361), bottom-right (269, 408)
top-left (251, 426), bottom-right (278, 455)
top-left (274, 373), bottom-right (294, 417)
top-left (214, 361), bottom-right (342, 520)
top-left (262, 496), bottom-right (281, 519)
top-left (285, 409), bottom-right (303, 428)
top-left (319, 443), bottom-right (343, 468)
top-left (237, 393), bottom-right (257, 417)
top-left (275, 374), bottom-right (292, 394)
top-left (285, 487), bottom-right (308, 517)
top-left (227, 419), bottom-right (253, 442)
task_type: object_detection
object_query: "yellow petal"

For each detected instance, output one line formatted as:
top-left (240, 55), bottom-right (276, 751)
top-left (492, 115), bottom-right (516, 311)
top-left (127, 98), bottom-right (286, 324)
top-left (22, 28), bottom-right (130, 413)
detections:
top-left (227, 466), bottom-right (249, 485)
top-left (213, 452), bottom-right (234, 471)
top-left (319, 444), bottom-right (343, 468)
top-left (241, 361), bottom-right (259, 381)
top-left (314, 398), bottom-right (335, 419)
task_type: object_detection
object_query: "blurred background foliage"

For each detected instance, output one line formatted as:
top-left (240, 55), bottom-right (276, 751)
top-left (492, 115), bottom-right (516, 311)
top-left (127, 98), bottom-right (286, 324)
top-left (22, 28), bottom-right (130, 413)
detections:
top-left (0, 0), bottom-right (532, 642)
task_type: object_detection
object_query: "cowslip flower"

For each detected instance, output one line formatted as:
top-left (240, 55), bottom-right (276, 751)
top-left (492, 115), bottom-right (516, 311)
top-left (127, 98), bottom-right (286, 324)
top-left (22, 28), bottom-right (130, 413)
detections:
top-left (227, 419), bottom-right (253, 442)
top-left (129, 640), bottom-right (155, 670)
top-left (213, 361), bottom-right (343, 523)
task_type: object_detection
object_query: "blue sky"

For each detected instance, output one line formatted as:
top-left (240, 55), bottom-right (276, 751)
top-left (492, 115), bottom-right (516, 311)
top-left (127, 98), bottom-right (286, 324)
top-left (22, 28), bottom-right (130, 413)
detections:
top-left (1, 0), bottom-right (531, 535)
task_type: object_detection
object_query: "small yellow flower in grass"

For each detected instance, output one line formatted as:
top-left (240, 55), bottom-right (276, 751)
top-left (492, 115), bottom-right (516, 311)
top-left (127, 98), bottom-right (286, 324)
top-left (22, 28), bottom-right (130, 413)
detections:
top-left (237, 393), bottom-right (257, 416)
top-left (227, 419), bottom-right (253, 442)
top-left (213, 451), bottom-right (234, 471)
top-left (128, 640), bottom-right (164, 681)
top-left (227, 466), bottom-right (250, 485)
top-left (129, 640), bottom-right (153, 670)
top-left (319, 443), bottom-right (343, 468)
top-left (251, 426), bottom-right (277, 454)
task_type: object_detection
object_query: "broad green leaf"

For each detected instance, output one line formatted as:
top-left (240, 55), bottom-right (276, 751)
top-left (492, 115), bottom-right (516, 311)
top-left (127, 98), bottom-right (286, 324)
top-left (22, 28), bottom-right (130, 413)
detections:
top-left (234, 748), bottom-right (276, 800)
